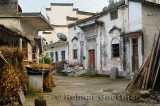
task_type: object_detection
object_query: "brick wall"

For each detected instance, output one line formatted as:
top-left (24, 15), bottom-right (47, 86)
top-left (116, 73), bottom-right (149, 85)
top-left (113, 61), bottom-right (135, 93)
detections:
top-left (0, 0), bottom-right (18, 16)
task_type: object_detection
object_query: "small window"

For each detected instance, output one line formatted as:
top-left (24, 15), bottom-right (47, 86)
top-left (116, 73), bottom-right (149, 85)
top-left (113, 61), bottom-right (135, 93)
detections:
top-left (50, 52), bottom-right (54, 62)
top-left (61, 51), bottom-right (65, 61)
top-left (50, 41), bottom-right (53, 44)
top-left (110, 10), bottom-right (118, 20)
top-left (112, 44), bottom-right (120, 57)
top-left (73, 49), bottom-right (77, 59)
top-left (55, 52), bottom-right (58, 62)
top-left (133, 38), bottom-right (138, 45)
top-left (43, 31), bottom-right (52, 34)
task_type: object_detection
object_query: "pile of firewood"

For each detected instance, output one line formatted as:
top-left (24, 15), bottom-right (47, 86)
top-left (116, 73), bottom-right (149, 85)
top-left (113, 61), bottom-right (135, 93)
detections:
top-left (55, 61), bottom-right (67, 73)
top-left (127, 33), bottom-right (160, 90)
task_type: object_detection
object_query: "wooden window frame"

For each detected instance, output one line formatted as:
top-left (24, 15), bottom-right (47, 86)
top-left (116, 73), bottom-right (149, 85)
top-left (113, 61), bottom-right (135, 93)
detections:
top-left (50, 52), bottom-right (54, 62)
top-left (110, 9), bottom-right (118, 20)
top-left (61, 51), bottom-right (65, 61)
top-left (43, 31), bottom-right (52, 34)
top-left (55, 52), bottom-right (58, 62)
top-left (73, 49), bottom-right (77, 59)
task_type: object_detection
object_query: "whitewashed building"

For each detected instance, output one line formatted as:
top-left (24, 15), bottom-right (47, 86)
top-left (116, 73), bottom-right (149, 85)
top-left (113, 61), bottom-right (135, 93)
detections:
top-left (68, 0), bottom-right (160, 76)
top-left (43, 3), bottom-right (95, 63)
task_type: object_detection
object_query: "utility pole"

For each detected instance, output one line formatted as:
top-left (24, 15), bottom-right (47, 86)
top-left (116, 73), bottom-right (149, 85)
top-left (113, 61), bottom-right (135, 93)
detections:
top-left (35, 37), bottom-right (46, 106)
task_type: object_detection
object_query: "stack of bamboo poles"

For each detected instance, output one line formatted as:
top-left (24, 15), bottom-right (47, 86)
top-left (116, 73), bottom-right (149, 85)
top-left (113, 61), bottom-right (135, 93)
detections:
top-left (127, 33), bottom-right (160, 90)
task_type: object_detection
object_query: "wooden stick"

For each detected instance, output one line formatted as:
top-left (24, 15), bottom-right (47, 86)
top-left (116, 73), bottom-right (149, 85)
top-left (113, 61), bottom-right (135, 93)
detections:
top-left (145, 36), bottom-right (157, 89)
top-left (152, 34), bottom-right (160, 89)
top-left (152, 60), bottom-right (160, 89)
top-left (127, 51), bottom-right (151, 89)
top-left (150, 35), bottom-right (160, 87)
top-left (137, 66), bottom-right (147, 89)
top-left (142, 66), bottom-right (149, 89)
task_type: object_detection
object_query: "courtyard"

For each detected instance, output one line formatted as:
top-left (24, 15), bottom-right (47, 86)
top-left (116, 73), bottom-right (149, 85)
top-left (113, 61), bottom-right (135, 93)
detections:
top-left (24, 75), bottom-right (159, 106)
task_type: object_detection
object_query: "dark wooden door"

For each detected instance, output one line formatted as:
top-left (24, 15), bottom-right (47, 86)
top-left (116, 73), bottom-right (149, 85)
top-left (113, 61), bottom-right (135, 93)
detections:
top-left (89, 50), bottom-right (95, 72)
top-left (132, 38), bottom-right (139, 72)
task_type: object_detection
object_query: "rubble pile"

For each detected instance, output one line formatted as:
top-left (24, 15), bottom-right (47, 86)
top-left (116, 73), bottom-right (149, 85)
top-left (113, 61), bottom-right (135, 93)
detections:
top-left (127, 33), bottom-right (160, 91)
top-left (62, 65), bottom-right (86, 76)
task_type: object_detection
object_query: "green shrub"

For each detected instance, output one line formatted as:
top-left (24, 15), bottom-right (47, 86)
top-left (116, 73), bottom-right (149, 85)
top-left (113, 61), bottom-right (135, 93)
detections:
top-left (39, 53), bottom-right (51, 64)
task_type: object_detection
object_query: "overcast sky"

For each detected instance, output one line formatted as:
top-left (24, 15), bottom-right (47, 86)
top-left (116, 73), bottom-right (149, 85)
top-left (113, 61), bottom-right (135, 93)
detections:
top-left (19, 0), bottom-right (109, 17)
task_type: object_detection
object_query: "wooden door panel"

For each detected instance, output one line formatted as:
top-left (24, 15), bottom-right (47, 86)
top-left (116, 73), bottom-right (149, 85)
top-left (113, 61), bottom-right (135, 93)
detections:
top-left (89, 50), bottom-right (95, 72)
top-left (132, 38), bottom-right (139, 72)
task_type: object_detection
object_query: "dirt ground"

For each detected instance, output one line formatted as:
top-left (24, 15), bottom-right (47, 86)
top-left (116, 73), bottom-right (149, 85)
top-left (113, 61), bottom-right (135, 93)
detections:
top-left (24, 75), bottom-right (159, 106)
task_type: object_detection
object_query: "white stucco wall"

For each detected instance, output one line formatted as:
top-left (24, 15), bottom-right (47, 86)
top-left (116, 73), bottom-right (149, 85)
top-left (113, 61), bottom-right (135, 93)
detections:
top-left (46, 44), bottom-right (68, 63)
top-left (142, 3), bottom-right (160, 61)
top-left (47, 5), bottom-right (77, 25)
top-left (0, 18), bottom-right (39, 61)
top-left (43, 27), bottom-right (68, 44)
top-left (43, 4), bottom-right (78, 58)
top-left (67, 1), bottom-right (160, 76)
top-left (99, 6), bottom-right (129, 74)
top-left (129, 1), bottom-right (142, 32)
top-left (127, 1), bottom-right (160, 73)
top-left (127, 1), bottom-right (144, 73)
top-left (0, 18), bottom-right (19, 29)
top-left (20, 20), bottom-right (38, 37)
top-left (68, 5), bottom-right (130, 76)
top-left (68, 26), bottom-right (82, 65)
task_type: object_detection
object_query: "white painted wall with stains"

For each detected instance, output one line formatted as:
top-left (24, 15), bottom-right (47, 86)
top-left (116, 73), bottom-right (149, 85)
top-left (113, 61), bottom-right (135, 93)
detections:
top-left (99, 6), bottom-right (130, 75)
top-left (68, 1), bottom-right (160, 76)
top-left (47, 5), bottom-right (77, 26)
top-left (43, 4), bottom-right (77, 44)
top-left (45, 44), bottom-right (69, 63)
top-left (68, 6), bottom-right (130, 76)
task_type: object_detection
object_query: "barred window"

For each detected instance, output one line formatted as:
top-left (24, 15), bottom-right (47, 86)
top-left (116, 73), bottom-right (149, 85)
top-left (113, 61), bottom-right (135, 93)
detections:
top-left (112, 44), bottom-right (120, 57)
top-left (73, 49), bottom-right (77, 59)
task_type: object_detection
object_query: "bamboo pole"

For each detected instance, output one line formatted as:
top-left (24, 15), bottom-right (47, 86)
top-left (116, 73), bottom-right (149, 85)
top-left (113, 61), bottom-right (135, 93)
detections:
top-left (152, 61), bottom-right (160, 89)
top-left (150, 35), bottom-right (160, 88)
top-left (41, 38), bottom-right (44, 100)
top-left (145, 36), bottom-right (157, 89)
top-left (142, 66), bottom-right (149, 89)
top-left (152, 34), bottom-right (160, 89)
